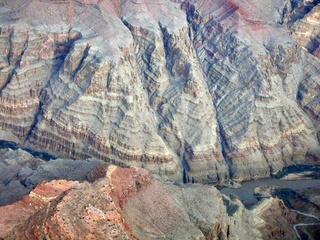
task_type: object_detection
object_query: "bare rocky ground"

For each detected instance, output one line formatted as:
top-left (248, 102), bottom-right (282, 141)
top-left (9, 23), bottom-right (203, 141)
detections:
top-left (0, 147), bottom-right (318, 239)
top-left (0, 148), bottom-right (308, 239)
top-left (254, 185), bottom-right (320, 239)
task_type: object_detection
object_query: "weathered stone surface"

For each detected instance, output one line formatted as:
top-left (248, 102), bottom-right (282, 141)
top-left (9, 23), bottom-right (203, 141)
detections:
top-left (253, 185), bottom-right (320, 239)
top-left (2, 157), bottom-right (320, 239)
top-left (184, 0), bottom-right (320, 181)
top-left (0, 0), bottom-right (319, 184)
top-left (1, 1), bottom-right (320, 239)
top-left (291, 3), bottom-right (320, 58)
top-left (0, 164), bottom-right (263, 239)
top-left (0, 179), bottom-right (75, 239)
top-left (251, 197), bottom-right (301, 240)
top-left (0, 148), bottom-right (103, 206)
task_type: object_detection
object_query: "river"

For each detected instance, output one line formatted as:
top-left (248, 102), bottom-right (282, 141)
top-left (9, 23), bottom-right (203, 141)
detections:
top-left (219, 178), bottom-right (320, 206)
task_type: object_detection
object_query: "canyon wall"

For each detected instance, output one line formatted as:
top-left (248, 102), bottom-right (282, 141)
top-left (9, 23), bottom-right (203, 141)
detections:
top-left (0, 0), bottom-right (319, 183)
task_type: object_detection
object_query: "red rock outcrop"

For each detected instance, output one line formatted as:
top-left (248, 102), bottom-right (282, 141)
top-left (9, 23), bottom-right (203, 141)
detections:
top-left (2, 163), bottom-right (319, 239)
top-left (0, 180), bottom-right (75, 238)
top-left (0, 164), bottom-right (263, 239)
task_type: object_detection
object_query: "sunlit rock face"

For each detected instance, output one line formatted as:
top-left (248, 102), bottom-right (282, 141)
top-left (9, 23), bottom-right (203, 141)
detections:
top-left (1, 150), bottom-right (319, 239)
top-left (0, 163), bottom-right (267, 239)
top-left (0, 0), bottom-right (319, 183)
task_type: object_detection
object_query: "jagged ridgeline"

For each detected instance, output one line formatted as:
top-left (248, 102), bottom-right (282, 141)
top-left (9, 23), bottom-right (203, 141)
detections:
top-left (0, 0), bottom-right (319, 183)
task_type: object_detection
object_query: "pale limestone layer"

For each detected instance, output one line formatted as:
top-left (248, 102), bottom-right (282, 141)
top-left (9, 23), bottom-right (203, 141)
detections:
top-left (0, 0), bottom-right (319, 183)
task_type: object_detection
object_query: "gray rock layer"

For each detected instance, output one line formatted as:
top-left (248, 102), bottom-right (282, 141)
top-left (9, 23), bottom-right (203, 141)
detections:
top-left (0, 0), bottom-right (319, 183)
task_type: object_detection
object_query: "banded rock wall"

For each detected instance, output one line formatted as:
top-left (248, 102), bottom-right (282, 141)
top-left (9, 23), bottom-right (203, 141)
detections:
top-left (0, 0), bottom-right (319, 183)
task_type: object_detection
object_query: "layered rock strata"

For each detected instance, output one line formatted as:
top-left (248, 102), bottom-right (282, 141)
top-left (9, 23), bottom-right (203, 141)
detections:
top-left (0, 0), bottom-right (319, 183)
top-left (290, 2), bottom-right (320, 58)
top-left (183, 0), bottom-right (320, 180)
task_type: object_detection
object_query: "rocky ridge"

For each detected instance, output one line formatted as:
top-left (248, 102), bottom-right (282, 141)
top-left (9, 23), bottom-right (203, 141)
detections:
top-left (0, 154), bottom-right (303, 239)
top-left (0, 147), bottom-right (103, 206)
top-left (0, 0), bottom-right (319, 184)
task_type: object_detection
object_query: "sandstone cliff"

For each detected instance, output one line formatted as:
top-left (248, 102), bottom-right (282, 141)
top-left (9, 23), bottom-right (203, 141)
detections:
top-left (0, 0), bottom-right (319, 184)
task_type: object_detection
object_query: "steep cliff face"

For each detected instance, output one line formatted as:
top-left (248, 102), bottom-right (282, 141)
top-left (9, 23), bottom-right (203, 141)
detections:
top-left (0, 0), bottom-right (319, 183)
top-left (183, 0), bottom-right (320, 180)
top-left (289, 1), bottom-right (320, 58)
